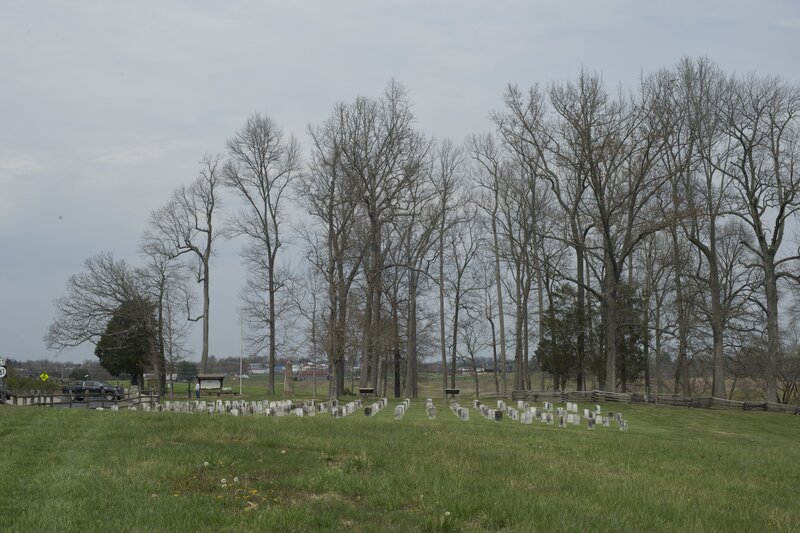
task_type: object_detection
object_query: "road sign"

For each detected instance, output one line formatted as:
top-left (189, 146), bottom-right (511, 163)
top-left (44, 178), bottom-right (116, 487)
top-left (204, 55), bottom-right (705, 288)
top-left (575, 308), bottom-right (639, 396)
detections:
top-left (0, 358), bottom-right (5, 366)
top-left (40, 372), bottom-right (49, 382)
top-left (0, 367), bottom-right (6, 378)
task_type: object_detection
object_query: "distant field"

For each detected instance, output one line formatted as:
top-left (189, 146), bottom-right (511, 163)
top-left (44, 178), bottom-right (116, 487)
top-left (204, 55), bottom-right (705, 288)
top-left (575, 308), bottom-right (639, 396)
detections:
top-left (2, 400), bottom-right (799, 532)
top-left (164, 371), bottom-right (529, 402)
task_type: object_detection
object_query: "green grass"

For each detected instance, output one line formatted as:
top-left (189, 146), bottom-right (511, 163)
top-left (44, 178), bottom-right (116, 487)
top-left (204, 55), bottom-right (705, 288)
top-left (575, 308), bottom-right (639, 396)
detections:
top-left (2, 401), bottom-right (799, 532)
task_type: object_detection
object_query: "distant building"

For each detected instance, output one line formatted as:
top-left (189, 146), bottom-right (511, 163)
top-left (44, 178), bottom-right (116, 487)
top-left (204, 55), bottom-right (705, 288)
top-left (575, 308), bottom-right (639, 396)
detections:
top-left (248, 362), bottom-right (267, 375)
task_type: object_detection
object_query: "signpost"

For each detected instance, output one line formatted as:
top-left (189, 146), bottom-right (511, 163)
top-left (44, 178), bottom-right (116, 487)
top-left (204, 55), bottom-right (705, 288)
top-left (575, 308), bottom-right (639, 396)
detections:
top-left (0, 358), bottom-right (6, 403)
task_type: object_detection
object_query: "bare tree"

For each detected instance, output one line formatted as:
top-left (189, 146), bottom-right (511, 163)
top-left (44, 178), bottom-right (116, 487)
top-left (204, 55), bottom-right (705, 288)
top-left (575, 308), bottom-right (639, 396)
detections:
top-left (139, 228), bottom-right (194, 396)
top-left (324, 81), bottom-right (428, 391)
top-left (443, 207), bottom-right (484, 388)
top-left (395, 154), bottom-right (440, 398)
top-left (286, 267), bottom-right (326, 398)
top-left (299, 107), bottom-right (366, 399)
top-left (495, 84), bottom-right (600, 391)
top-left (46, 253), bottom-right (150, 350)
top-left (469, 133), bottom-right (510, 393)
top-left (434, 139), bottom-right (464, 398)
top-left (560, 72), bottom-right (666, 391)
top-left (160, 282), bottom-right (191, 399)
top-left (459, 311), bottom-right (490, 397)
top-left (224, 114), bottom-right (300, 394)
top-left (718, 74), bottom-right (800, 403)
top-left (479, 258), bottom-right (501, 393)
top-left (148, 155), bottom-right (222, 372)
top-left (638, 232), bottom-right (674, 394)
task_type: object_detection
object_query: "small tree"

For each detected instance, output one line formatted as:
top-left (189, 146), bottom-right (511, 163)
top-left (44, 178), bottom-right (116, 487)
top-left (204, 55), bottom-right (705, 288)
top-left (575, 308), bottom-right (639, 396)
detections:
top-left (94, 298), bottom-right (156, 387)
top-left (537, 284), bottom-right (580, 390)
top-left (176, 361), bottom-right (198, 382)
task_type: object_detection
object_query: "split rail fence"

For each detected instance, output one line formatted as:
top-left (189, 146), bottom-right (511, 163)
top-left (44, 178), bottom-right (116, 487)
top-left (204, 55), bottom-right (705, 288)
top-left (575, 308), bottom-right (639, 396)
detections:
top-left (2, 390), bottom-right (159, 410)
top-left (511, 389), bottom-right (800, 414)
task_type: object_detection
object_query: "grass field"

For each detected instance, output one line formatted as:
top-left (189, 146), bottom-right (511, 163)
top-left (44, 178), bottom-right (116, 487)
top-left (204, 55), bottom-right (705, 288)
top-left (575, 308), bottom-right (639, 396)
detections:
top-left (165, 371), bottom-right (521, 402)
top-left (2, 399), bottom-right (799, 532)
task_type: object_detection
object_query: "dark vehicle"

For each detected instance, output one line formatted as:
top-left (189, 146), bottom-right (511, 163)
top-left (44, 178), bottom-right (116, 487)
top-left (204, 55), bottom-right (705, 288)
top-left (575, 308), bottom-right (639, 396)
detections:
top-left (62, 380), bottom-right (124, 402)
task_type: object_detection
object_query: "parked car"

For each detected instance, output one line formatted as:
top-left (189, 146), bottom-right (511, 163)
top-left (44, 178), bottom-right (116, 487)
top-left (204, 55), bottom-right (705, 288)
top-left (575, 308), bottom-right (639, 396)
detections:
top-left (62, 380), bottom-right (124, 401)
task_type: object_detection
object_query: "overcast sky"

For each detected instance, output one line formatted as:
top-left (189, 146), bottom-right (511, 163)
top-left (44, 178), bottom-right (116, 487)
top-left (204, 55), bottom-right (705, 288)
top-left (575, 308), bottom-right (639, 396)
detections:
top-left (2, 0), bottom-right (799, 365)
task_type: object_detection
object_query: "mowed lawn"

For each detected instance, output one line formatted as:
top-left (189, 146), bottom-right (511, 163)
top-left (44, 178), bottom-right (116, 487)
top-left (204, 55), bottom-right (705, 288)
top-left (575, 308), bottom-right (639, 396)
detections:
top-left (2, 401), bottom-right (799, 532)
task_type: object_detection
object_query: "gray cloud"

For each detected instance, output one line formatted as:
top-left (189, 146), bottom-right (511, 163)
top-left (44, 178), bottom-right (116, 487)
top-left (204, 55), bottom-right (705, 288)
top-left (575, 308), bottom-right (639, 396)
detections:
top-left (1, 0), bottom-right (798, 363)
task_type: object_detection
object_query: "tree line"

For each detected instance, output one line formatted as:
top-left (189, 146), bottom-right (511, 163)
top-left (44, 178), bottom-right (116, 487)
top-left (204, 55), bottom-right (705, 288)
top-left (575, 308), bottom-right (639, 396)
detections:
top-left (46, 58), bottom-right (800, 403)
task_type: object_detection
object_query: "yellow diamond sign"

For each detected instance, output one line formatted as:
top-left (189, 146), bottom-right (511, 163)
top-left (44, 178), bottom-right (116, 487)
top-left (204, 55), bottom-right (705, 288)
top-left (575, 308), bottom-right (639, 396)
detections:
top-left (40, 372), bottom-right (49, 382)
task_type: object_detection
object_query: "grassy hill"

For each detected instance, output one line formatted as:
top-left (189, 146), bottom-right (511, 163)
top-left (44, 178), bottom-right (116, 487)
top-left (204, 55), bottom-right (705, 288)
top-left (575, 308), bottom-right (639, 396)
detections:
top-left (2, 400), bottom-right (798, 532)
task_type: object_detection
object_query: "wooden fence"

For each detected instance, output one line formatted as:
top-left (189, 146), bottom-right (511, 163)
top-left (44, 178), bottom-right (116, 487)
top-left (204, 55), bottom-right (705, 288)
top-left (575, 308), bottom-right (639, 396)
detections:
top-left (511, 389), bottom-right (800, 414)
top-left (2, 390), bottom-right (159, 410)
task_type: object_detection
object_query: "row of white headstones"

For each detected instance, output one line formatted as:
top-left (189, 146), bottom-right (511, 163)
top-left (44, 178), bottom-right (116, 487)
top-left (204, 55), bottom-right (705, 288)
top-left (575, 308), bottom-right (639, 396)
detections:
top-left (106, 398), bottom-right (364, 417)
top-left (98, 397), bottom-right (627, 429)
top-left (445, 399), bottom-right (628, 431)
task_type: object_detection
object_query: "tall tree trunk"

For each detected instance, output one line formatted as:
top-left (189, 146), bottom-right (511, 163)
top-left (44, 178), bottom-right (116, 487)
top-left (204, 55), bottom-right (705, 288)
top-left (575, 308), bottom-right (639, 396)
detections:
top-left (603, 255), bottom-right (618, 391)
top-left (642, 284), bottom-right (651, 395)
top-left (268, 267), bottom-right (276, 395)
top-left (393, 296), bottom-right (401, 398)
top-left (706, 245), bottom-right (726, 399)
top-left (764, 262), bottom-right (779, 403)
top-left (492, 194), bottom-right (508, 394)
top-left (201, 265), bottom-right (210, 372)
top-left (514, 265), bottom-right (525, 391)
top-left (335, 283), bottom-right (348, 398)
top-left (361, 271), bottom-right (374, 387)
top-left (655, 290), bottom-right (663, 395)
top-left (311, 302), bottom-right (318, 398)
top-left (156, 284), bottom-right (165, 397)
top-left (672, 238), bottom-right (690, 395)
top-left (371, 273), bottom-right (383, 392)
top-left (523, 303), bottom-right (530, 390)
top-left (450, 287), bottom-right (460, 389)
top-left (488, 316), bottom-right (500, 393)
top-left (439, 232), bottom-right (447, 399)
top-left (405, 274), bottom-right (419, 398)
top-left (575, 245), bottom-right (586, 391)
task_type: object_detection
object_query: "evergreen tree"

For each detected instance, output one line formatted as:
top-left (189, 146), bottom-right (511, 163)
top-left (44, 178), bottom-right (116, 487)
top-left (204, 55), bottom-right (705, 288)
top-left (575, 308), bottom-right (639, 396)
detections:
top-left (94, 297), bottom-right (156, 386)
top-left (537, 284), bottom-right (580, 389)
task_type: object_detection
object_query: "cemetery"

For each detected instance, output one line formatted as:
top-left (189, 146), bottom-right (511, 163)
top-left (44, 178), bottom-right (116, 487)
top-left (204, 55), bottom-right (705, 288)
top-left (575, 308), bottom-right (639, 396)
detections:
top-left (3, 392), bottom-right (799, 532)
top-left (99, 395), bottom-right (632, 432)
top-left (5, 1), bottom-right (800, 531)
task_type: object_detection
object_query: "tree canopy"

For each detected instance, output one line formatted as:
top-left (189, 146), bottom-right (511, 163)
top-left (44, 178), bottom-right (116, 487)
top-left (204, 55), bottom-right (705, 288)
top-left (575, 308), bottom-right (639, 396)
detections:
top-left (94, 297), bottom-right (157, 385)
